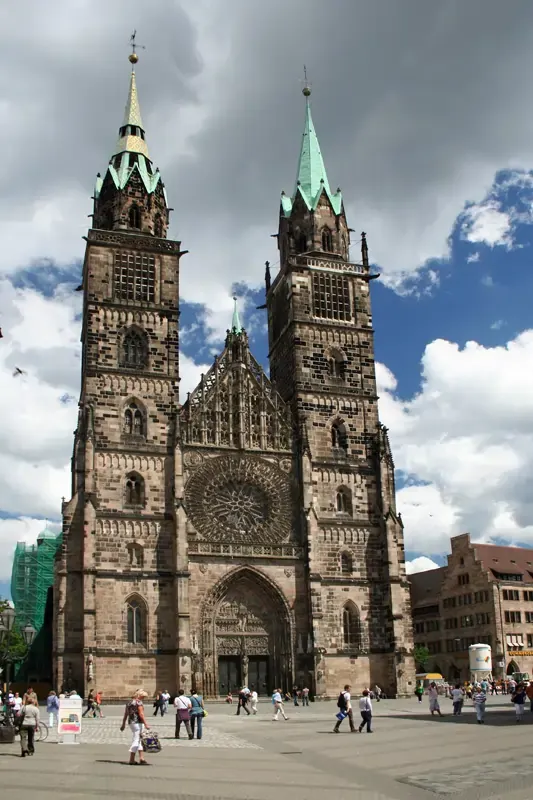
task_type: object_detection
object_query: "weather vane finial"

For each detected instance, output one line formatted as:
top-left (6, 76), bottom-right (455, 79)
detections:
top-left (302, 65), bottom-right (311, 98)
top-left (128, 30), bottom-right (146, 66)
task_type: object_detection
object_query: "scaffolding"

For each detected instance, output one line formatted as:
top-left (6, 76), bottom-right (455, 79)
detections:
top-left (11, 528), bottom-right (62, 632)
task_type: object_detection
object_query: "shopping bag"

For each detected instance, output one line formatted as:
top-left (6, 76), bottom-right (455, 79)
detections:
top-left (141, 730), bottom-right (162, 753)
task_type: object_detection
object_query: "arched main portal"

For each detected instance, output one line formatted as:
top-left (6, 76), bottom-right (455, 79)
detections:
top-left (201, 567), bottom-right (293, 698)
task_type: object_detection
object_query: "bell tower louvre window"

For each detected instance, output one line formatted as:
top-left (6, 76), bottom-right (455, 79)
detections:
top-left (114, 252), bottom-right (155, 302)
top-left (312, 272), bottom-right (352, 321)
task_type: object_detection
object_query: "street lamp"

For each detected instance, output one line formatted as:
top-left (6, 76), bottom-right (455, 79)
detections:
top-left (21, 625), bottom-right (36, 648)
top-left (0, 606), bottom-right (15, 635)
top-left (0, 608), bottom-right (36, 697)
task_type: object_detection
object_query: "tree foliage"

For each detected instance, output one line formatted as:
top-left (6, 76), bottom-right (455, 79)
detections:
top-left (414, 644), bottom-right (430, 672)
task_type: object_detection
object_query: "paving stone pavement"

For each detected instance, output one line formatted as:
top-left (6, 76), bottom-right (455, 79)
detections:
top-left (61, 712), bottom-right (261, 748)
top-left (3, 696), bottom-right (533, 799)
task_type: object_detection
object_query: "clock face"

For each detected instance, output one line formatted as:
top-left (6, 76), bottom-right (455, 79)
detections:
top-left (184, 454), bottom-right (292, 544)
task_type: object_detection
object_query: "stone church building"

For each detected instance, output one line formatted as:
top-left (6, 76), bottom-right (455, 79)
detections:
top-left (54, 57), bottom-right (415, 699)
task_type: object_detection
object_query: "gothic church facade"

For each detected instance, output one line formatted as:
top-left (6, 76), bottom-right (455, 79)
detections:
top-left (54, 61), bottom-right (415, 699)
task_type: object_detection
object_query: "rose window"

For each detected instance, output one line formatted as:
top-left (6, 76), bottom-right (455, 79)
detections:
top-left (184, 454), bottom-right (292, 543)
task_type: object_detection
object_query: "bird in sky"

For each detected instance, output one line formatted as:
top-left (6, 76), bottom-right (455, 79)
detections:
top-left (13, 367), bottom-right (26, 377)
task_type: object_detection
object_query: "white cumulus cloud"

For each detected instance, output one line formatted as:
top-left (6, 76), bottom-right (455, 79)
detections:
top-left (405, 556), bottom-right (441, 575)
top-left (378, 332), bottom-right (533, 556)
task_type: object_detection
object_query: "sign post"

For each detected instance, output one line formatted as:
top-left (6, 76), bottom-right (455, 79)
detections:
top-left (58, 694), bottom-right (82, 745)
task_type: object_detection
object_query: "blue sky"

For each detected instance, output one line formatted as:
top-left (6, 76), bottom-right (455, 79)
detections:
top-left (2, 167), bottom-right (533, 600)
top-left (3, 1), bottom-right (533, 596)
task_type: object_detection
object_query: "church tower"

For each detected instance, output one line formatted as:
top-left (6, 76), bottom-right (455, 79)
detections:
top-left (267, 85), bottom-right (415, 695)
top-left (54, 50), bottom-right (184, 696)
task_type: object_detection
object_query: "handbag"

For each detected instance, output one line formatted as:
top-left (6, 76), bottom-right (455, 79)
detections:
top-left (177, 708), bottom-right (190, 721)
top-left (141, 730), bottom-right (161, 753)
top-left (335, 710), bottom-right (347, 721)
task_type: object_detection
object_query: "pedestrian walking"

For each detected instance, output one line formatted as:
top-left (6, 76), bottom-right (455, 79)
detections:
top-left (301, 686), bottom-right (310, 707)
top-left (23, 687), bottom-right (38, 707)
top-left (160, 690), bottom-right (170, 716)
top-left (333, 684), bottom-right (356, 733)
top-left (415, 683), bottom-right (424, 703)
top-left (428, 682), bottom-right (443, 717)
top-left (292, 686), bottom-right (300, 706)
top-left (174, 689), bottom-right (193, 739)
top-left (153, 690), bottom-right (163, 716)
top-left (120, 689), bottom-right (149, 766)
top-left (358, 689), bottom-right (373, 733)
top-left (472, 686), bottom-right (486, 724)
top-left (190, 690), bottom-right (205, 740)
top-left (271, 688), bottom-right (288, 721)
top-left (250, 688), bottom-right (258, 715)
top-left (46, 690), bottom-right (60, 728)
top-left (82, 689), bottom-right (96, 718)
top-left (236, 686), bottom-right (251, 716)
top-left (94, 690), bottom-right (104, 718)
top-left (451, 683), bottom-right (465, 715)
top-left (373, 685), bottom-right (382, 702)
top-left (18, 697), bottom-right (40, 757)
top-left (525, 682), bottom-right (533, 712)
top-left (512, 684), bottom-right (526, 723)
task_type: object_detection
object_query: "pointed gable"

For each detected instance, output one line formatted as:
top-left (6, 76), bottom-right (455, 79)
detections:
top-left (180, 331), bottom-right (292, 452)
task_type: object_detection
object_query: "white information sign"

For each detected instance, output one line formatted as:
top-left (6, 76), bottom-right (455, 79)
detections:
top-left (58, 695), bottom-right (82, 744)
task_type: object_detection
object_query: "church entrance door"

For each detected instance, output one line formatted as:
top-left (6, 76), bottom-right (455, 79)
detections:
top-left (218, 656), bottom-right (241, 696)
top-left (248, 656), bottom-right (269, 695)
top-left (201, 567), bottom-right (292, 698)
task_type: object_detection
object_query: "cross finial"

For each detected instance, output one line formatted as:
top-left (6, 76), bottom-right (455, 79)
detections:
top-left (302, 65), bottom-right (311, 98)
top-left (128, 30), bottom-right (146, 65)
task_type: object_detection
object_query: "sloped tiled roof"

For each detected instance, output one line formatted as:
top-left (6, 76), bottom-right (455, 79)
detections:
top-left (409, 567), bottom-right (446, 609)
top-left (472, 542), bottom-right (533, 584)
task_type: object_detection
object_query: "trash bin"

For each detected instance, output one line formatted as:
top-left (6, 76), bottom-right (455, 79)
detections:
top-left (0, 725), bottom-right (16, 744)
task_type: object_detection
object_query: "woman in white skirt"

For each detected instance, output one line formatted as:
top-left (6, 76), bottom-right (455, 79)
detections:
top-left (120, 689), bottom-right (150, 765)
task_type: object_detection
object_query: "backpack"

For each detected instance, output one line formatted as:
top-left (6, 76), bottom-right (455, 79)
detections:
top-left (337, 691), bottom-right (347, 709)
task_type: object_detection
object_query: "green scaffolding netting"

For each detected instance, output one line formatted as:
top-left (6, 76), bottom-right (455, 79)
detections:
top-left (10, 529), bottom-right (62, 632)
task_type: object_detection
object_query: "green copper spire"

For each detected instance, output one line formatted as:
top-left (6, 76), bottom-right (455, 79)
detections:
top-left (231, 296), bottom-right (242, 333)
top-left (281, 85), bottom-right (343, 218)
top-left (296, 97), bottom-right (331, 201)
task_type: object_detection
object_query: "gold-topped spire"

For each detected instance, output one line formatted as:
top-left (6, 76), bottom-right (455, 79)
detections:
top-left (128, 30), bottom-right (145, 66)
top-left (122, 70), bottom-right (144, 130)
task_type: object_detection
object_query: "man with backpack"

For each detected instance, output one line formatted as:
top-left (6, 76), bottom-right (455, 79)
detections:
top-left (333, 684), bottom-right (356, 733)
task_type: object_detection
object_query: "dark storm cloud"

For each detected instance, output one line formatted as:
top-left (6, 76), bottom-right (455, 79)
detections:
top-left (2, 0), bottom-right (533, 291)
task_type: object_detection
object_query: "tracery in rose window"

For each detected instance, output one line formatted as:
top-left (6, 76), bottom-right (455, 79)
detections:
top-left (184, 454), bottom-right (292, 544)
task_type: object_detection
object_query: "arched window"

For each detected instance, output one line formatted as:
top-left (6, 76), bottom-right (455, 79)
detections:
top-left (125, 402), bottom-right (144, 436)
top-left (331, 419), bottom-right (348, 452)
top-left (297, 232), bottom-right (307, 253)
top-left (154, 215), bottom-right (163, 238)
top-left (120, 328), bottom-right (148, 369)
top-left (336, 487), bottom-right (352, 516)
top-left (125, 472), bottom-right (145, 507)
top-left (322, 227), bottom-right (333, 252)
top-left (123, 401), bottom-right (145, 437)
top-left (127, 543), bottom-right (144, 568)
top-left (126, 596), bottom-right (147, 645)
top-left (328, 349), bottom-right (346, 379)
top-left (129, 205), bottom-right (141, 229)
top-left (341, 552), bottom-right (353, 574)
top-left (342, 602), bottom-right (361, 649)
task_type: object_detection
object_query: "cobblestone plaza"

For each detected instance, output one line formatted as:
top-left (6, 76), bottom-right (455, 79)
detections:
top-left (2, 697), bottom-right (533, 799)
